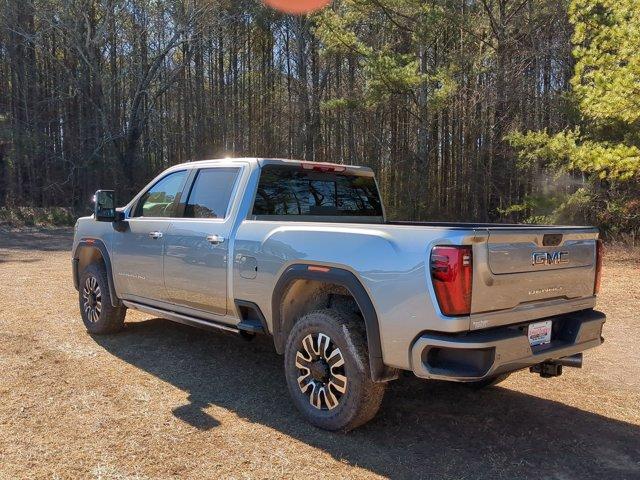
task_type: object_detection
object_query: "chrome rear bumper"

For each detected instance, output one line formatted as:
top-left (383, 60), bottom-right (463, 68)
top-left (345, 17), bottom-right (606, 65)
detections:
top-left (410, 309), bottom-right (605, 381)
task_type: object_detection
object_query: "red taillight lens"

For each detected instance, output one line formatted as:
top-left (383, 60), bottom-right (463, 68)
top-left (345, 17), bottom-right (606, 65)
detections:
top-left (594, 239), bottom-right (603, 294)
top-left (430, 246), bottom-right (473, 316)
top-left (301, 162), bottom-right (346, 173)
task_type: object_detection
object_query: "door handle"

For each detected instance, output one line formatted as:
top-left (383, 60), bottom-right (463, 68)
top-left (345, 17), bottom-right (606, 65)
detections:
top-left (149, 231), bottom-right (163, 239)
top-left (206, 234), bottom-right (224, 245)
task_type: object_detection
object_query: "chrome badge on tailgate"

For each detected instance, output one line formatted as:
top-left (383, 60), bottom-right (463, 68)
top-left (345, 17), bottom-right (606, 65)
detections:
top-left (531, 251), bottom-right (569, 266)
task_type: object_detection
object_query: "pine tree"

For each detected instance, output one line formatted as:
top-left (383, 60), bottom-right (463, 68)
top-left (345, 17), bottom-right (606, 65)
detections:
top-left (507, 0), bottom-right (640, 239)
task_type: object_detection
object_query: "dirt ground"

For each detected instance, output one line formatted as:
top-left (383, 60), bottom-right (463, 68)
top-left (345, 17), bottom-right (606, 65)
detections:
top-left (0, 228), bottom-right (639, 480)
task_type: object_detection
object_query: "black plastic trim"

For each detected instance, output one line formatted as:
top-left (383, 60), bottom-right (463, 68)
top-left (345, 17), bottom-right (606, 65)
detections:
top-left (72, 258), bottom-right (80, 290)
top-left (272, 264), bottom-right (397, 382)
top-left (73, 239), bottom-right (122, 307)
top-left (235, 299), bottom-right (269, 334)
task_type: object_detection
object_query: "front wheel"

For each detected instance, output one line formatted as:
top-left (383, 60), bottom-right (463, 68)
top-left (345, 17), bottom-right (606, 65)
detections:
top-left (284, 309), bottom-right (386, 431)
top-left (79, 263), bottom-right (126, 334)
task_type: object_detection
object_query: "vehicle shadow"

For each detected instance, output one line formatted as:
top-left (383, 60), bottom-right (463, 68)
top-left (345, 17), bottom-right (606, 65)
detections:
top-left (94, 318), bottom-right (640, 479)
top-left (0, 252), bottom-right (42, 264)
top-left (0, 227), bottom-right (73, 251)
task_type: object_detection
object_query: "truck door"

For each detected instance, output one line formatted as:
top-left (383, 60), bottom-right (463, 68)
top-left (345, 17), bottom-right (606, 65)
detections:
top-left (163, 167), bottom-right (241, 317)
top-left (112, 170), bottom-right (188, 302)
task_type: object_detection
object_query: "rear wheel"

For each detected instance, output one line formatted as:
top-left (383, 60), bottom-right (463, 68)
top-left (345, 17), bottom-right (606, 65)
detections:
top-left (79, 263), bottom-right (126, 334)
top-left (284, 309), bottom-right (386, 431)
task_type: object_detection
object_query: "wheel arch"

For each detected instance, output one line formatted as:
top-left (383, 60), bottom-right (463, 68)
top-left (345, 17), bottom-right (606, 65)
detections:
top-left (73, 239), bottom-right (121, 307)
top-left (272, 264), bottom-right (397, 382)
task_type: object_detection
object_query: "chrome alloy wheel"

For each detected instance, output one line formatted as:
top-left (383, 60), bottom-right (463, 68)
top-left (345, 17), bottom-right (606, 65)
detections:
top-left (295, 333), bottom-right (347, 410)
top-left (82, 276), bottom-right (102, 323)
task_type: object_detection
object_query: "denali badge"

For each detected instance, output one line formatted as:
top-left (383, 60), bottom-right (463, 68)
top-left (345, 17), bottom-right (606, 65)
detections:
top-left (531, 251), bottom-right (569, 266)
top-left (528, 286), bottom-right (563, 295)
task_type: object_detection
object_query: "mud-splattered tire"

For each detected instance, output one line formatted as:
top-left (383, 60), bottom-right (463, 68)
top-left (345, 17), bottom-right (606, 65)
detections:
top-left (284, 308), bottom-right (386, 431)
top-left (78, 263), bottom-right (126, 334)
top-left (465, 372), bottom-right (511, 390)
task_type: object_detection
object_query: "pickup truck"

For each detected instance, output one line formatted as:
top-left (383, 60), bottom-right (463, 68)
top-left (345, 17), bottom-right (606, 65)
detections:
top-left (72, 157), bottom-right (606, 431)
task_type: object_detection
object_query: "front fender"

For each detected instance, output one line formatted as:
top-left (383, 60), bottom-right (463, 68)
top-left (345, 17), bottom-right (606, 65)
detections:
top-left (72, 239), bottom-right (121, 307)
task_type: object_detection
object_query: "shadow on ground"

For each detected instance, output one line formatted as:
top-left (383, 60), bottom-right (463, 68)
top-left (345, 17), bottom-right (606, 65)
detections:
top-left (0, 227), bottom-right (73, 252)
top-left (95, 319), bottom-right (640, 479)
top-left (0, 252), bottom-right (42, 264)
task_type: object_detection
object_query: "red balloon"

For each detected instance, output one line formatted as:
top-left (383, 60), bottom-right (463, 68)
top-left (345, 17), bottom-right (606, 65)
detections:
top-left (263, 0), bottom-right (332, 14)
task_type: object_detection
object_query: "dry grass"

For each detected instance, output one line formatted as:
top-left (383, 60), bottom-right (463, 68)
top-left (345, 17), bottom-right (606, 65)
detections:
top-left (0, 228), bottom-right (639, 479)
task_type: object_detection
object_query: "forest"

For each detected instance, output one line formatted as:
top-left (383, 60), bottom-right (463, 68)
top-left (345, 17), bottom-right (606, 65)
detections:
top-left (0, 0), bottom-right (638, 239)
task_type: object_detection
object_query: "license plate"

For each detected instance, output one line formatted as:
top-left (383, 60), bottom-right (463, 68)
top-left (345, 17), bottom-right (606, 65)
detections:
top-left (528, 320), bottom-right (552, 346)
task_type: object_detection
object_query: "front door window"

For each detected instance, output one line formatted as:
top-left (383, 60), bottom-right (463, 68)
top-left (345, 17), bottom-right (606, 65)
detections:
top-left (135, 170), bottom-right (187, 218)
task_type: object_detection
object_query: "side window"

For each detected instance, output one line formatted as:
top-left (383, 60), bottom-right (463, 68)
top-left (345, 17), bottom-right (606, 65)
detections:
top-left (184, 168), bottom-right (240, 219)
top-left (135, 170), bottom-right (187, 218)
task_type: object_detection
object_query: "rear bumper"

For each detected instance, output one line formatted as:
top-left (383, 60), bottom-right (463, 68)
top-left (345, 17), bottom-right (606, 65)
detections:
top-left (410, 309), bottom-right (605, 381)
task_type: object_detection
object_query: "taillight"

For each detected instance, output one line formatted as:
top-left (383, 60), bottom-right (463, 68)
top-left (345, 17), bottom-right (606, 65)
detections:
top-left (430, 246), bottom-right (473, 316)
top-left (594, 239), bottom-right (603, 294)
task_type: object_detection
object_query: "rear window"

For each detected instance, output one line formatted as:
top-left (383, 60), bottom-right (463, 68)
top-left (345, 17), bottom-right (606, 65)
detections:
top-left (252, 165), bottom-right (383, 219)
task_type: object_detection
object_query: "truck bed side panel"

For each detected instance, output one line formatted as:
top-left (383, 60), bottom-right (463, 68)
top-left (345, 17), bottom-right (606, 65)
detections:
top-left (233, 221), bottom-right (475, 370)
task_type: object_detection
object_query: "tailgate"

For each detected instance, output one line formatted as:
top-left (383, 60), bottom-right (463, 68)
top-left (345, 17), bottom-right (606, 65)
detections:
top-left (470, 227), bottom-right (599, 324)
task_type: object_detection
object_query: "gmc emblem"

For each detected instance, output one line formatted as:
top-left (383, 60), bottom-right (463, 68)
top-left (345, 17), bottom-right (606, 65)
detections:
top-left (532, 251), bottom-right (569, 266)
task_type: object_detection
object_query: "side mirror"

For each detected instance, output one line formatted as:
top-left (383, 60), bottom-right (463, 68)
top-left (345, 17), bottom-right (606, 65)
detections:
top-left (94, 190), bottom-right (116, 222)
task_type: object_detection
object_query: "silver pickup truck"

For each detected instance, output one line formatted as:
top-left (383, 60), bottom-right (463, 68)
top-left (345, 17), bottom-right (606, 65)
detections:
top-left (72, 158), bottom-right (606, 431)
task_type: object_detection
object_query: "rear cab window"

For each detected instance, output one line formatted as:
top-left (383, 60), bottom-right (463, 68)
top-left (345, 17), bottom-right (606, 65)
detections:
top-left (251, 164), bottom-right (384, 223)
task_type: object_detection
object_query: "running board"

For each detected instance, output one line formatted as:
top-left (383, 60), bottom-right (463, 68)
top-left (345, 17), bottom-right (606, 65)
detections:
top-left (237, 319), bottom-right (265, 334)
top-left (235, 300), bottom-right (268, 334)
top-left (122, 300), bottom-right (240, 334)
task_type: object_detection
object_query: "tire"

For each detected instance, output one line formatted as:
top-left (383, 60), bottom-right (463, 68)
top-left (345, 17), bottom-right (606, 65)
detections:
top-left (284, 308), bottom-right (386, 431)
top-left (78, 263), bottom-right (126, 334)
top-left (464, 372), bottom-right (511, 390)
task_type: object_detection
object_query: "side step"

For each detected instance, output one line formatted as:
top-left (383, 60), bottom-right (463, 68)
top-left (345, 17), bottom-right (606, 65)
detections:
top-left (122, 299), bottom-right (270, 336)
top-left (122, 300), bottom-right (240, 334)
top-left (235, 300), bottom-right (268, 335)
top-left (237, 319), bottom-right (266, 334)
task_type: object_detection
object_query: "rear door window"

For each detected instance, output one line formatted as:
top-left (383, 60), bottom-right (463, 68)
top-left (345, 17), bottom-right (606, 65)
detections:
top-left (183, 168), bottom-right (240, 219)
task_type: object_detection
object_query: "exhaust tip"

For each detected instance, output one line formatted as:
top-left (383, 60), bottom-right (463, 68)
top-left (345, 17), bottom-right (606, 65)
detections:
top-left (556, 353), bottom-right (583, 368)
top-left (530, 353), bottom-right (583, 378)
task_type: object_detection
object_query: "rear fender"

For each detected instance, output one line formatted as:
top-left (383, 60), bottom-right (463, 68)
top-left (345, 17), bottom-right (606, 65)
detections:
top-left (272, 264), bottom-right (397, 383)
